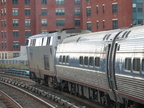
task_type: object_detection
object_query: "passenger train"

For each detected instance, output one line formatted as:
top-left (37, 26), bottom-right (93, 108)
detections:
top-left (26, 27), bottom-right (144, 108)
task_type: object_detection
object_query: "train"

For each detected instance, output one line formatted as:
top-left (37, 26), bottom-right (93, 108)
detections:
top-left (26, 27), bottom-right (144, 108)
top-left (5, 69), bottom-right (29, 76)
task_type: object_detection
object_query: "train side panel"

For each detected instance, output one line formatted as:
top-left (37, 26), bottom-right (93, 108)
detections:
top-left (115, 28), bottom-right (144, 104)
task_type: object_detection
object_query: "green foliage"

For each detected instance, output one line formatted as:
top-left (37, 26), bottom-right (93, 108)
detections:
top-left (0, 64), bottom-right (28, 70)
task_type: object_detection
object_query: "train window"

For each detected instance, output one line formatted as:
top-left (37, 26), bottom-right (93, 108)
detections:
top-left (84, 57), bottom-right (88, 65)
top-left (59, 56), bottom-right (62, 63)
top-left (125, 58), bottom-right (131, 71)
top-left (32, 39), bottom-right (36, 46)
top-left (142, 59), bottom-right (144, 74)
top-left (41, 38), bottom-right (44, 46)
top-left (89, 57), bottom-right (94, 66)
top-left (44, 55), bottom-right (49, 70)
top-left (63, 56), bottom-right (66, 63)
top-left (95, 57), bottom-right (100, 67)
top-left (46, 37), bottom-right (51, 45)
top-left (66, 56), bottom-right (69, 63)
top-left (133, 58), bottom-right (140, 73)
top-left (79, 56), bottom-right (83, 65)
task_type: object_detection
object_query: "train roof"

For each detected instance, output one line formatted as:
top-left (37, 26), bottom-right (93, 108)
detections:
top-left (61, 25), bottom-right (144, 44)
top-left (62, 29), bottom-right (122, 44)
top-left (28, 28), bottom-right (90, 40)
top-left (28, 32), bottom-right (57, 39)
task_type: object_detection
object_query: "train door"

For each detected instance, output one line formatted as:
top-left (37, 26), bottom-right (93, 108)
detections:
top-left (106, 31), bottom-right (122, 102)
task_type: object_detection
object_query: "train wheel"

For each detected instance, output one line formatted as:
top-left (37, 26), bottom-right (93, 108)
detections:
top-left (48, 77), bottom-right (53, 88)
top-left (30, 72), bottom-right (36, 81)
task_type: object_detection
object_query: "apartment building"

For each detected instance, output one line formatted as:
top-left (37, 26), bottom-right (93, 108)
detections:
top-left (0, 0), bottom-right (143, 59)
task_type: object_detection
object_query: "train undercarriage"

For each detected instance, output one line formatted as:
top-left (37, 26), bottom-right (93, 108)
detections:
top-left (30, 71), bottom-right (143, 108)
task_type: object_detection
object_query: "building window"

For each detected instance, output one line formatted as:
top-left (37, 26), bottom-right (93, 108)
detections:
top-left (112, 3), bottom-right (118, 14)
top-left (13, 31), bottom-right (19, 38)
top-left (75, 8), bottom-right (80, 15)
top-left (137, 3), bottom-right (142, 12)
top-left (56, 0), bottom-right (64, 5)
top-left (1, 53), bottom-right (4, 59)
top-left (86, 7), bottom-right (91, 17)
top-left (25, 0), bottom-right (30, 5)
top-left (103, 20), bottom-right (105, 28)
top-left (86, 0), bottom-right (91, 2)
top-left (56, 20), bottom-right (65, 26)
top-left (132, 3), bottom-right (136, 12)
top-left (1, 20), bottom-right (6, 27)
top-left (25, 20), bottom-right (30, 27)
top-left (1, 20), bottom-right (3, 27)
top-left (138, 19), bottom-right (143, 25)
top-left (25, 30), bottom-right (31, 38)
top-left (96, 21), bottom-right (99, 29)
top-left (96, 5), bottom-right (99, 14)
top-left (56, 9), bottom-right (65, 15)
top-left (75, 0), bottom-right (80, 5)
top-left (25, 9), bottom-right (30, 16)
top-left (2, 42), bottom-right (6, 49)
top-left (5, 53), bottom-right (7, 59)
top-left (75, 20), bottom-right (81, 26)
top-left (87, 22), bottom-right (91, 31)
top-left (41, 19), bottom-right (47, 26)
top-left (102, 4), bottom-right (105, 13)
top-left (13, 20), bottom-right (19, 27)
top-left (3, 20), bottom-right (6, 27)
top-left (1, 0), bottom-right (6, 5)
top-left (4, 9), bottom-right (6, 16)
top-left (1, 31), bottom-right (6, 38)
top-left (12, 9), bottom-right (18, 16)
top-left (41, 0), bottom-right (47, 5)
top-left (13, 42), bottom-right (19, 49)
top-left (13, 53), bottom-right (19, 58)
top-left (112, 20), bottom-right (118, 29)
top-left (42, 30), bottom-right (48, 34)
top-left (41, 9), bottom-right (47, 15)
top-left (12, 0), bottom-right (18, 5)
top-left (1, 9), bottom-right (6, 16)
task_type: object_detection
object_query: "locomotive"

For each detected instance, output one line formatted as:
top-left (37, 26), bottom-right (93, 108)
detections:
top-left (26, 27), bottom-right (144, 108)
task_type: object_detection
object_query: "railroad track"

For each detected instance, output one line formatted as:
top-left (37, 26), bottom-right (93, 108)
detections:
top-left (0, 73), bottom-right (104, 108)
top-left (0, 81), bottom-right (57, 108)
top-left (0, 90), bottom-right (22, 108)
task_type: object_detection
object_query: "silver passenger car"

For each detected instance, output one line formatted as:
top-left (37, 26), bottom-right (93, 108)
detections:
top-left (56, 29), bottom-right (122, 101)
top-left (56, 26), bottom-right (144, 106)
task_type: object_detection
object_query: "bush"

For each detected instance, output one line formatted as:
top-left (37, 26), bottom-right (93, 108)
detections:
top-left (0, 64), bottom-right (28, 70)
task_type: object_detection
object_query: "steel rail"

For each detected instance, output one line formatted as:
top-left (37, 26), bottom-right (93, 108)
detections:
top-left (0, 81), bottom-right (56, 108)
top-left (0, 90), bottom-right (23, 108)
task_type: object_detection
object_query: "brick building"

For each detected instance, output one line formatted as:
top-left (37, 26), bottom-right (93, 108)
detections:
top-left (0, 0), bottom-right (143, 59)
